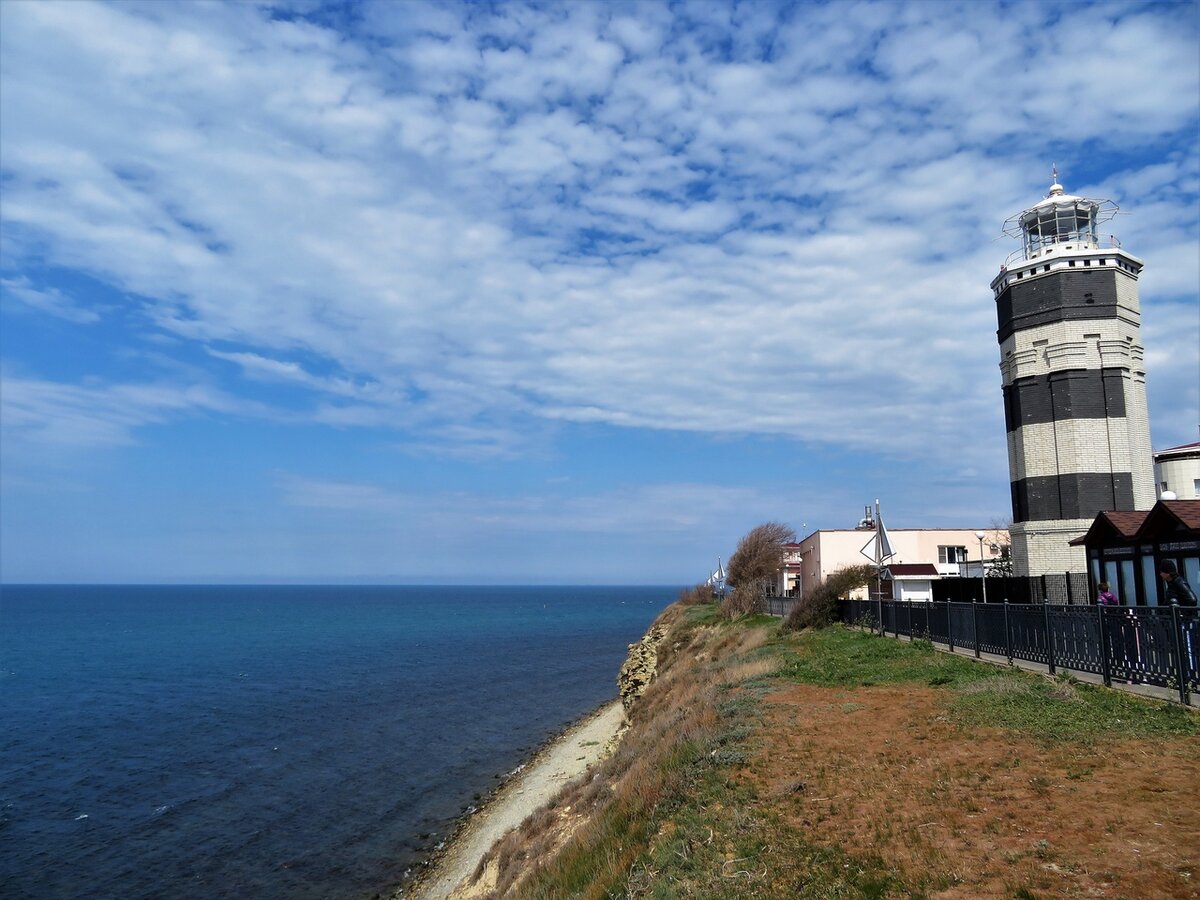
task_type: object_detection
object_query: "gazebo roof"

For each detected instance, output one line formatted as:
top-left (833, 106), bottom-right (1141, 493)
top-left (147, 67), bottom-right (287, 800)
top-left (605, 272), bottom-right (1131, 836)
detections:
top-left (1070, 499), bottom-right (1200, 546)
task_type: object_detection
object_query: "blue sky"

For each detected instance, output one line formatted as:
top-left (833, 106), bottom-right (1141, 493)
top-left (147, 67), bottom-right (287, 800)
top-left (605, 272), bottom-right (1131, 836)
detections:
top-left (1, 0), bottom-right (1197, 584)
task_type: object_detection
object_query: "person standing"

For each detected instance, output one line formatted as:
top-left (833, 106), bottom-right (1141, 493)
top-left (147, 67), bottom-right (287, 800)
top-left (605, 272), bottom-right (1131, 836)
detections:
top-left (1159, 560), bottom-right (1197, 606)
top-left (1097, 582), bottom-right (1119, 605)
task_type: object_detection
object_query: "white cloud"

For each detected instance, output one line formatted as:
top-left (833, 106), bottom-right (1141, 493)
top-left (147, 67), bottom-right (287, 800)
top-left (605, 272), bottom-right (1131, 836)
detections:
top-left (0, 373), bottom-right (257, 448)
top-left (0, 0), bottom-right (1195, 468)
top-left (0, 276), bottom-right (102, 323)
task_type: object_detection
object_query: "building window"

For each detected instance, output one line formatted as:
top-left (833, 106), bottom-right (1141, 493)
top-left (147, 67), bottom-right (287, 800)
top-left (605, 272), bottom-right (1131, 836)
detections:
top-left (938, 546), bottom-right (967, 564)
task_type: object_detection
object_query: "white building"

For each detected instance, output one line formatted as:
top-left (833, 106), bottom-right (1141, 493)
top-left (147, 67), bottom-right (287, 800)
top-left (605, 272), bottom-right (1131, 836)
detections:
top-left (1155, 442), bottom-right (1200, 500)
top-left (793, 526), bottom-right (1008, 601)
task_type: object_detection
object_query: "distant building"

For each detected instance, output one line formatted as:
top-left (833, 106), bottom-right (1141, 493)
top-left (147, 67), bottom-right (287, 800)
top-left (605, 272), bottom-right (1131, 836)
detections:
top-left (885, 563), bottom-right (940, 603)
top-left (1155, 442), bottom-right (1200, 501)
top-left (793, 526), bottom-right (1007, 601)
top-left (776, 542), bottom-right (803, 596)
top-left (992, 173), bottom-right (1155, 577)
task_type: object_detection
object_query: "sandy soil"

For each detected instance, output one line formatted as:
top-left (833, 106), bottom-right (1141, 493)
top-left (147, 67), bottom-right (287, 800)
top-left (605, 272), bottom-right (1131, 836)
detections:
top-left (401, 700), bottom-right (625, 900)
top-left (754, 683), bottom-right (1200, 898)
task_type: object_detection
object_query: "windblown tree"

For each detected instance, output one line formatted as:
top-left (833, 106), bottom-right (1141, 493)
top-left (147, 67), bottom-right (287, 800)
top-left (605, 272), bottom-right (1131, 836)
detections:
top-left (721, 522), bottom-right (796, 618)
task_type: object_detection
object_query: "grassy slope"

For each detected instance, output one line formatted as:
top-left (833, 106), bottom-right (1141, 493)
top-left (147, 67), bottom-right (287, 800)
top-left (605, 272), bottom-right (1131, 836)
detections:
top-left (484, 604), bottom-right (1198, 898)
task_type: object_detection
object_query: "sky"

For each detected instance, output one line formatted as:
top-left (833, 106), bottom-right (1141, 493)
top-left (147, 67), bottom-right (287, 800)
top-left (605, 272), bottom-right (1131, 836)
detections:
top-left (1, 0), bottom-right (1197, 584)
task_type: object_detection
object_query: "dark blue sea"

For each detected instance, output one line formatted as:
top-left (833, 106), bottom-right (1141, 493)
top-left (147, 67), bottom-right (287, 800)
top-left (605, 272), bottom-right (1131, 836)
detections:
top-left (0, 585), bottom-right (672, 899)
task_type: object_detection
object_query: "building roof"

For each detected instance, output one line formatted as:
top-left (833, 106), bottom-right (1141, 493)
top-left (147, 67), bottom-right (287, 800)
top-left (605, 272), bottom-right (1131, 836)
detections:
top-left (1154, 499), bottom-right (1200, 531)
top-left (1070, 499), bottom-right (1200, 546)
top-left (886, 563), bottom-right (939, 577)
top-left (1154, 441), bottom-right (1200, 460)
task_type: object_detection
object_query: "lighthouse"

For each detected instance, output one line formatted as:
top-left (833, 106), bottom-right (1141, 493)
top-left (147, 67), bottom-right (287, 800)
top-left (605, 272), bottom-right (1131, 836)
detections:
top-left (992, 170), bottom-right (1156, 577)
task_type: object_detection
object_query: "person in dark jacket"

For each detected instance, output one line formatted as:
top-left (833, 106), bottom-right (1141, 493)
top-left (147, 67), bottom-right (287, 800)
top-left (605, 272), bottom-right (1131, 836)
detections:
top-left (1159, 560), bottom-right (1197, 606)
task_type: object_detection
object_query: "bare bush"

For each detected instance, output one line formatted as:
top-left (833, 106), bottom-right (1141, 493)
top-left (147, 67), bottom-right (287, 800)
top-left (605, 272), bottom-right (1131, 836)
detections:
top-left (677, 583), bottom-right (712, 605)
top-left (726, 522), bottom-right (796, 589)
top-left (783, 563), bottom-right (877, 631)
top-left (718, 582), bottom-right (765, 619)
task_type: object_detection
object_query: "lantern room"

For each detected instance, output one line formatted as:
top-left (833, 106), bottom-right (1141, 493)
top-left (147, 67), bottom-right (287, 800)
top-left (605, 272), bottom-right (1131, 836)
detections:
top-left (1001, 169), bottom-right (1119, 263)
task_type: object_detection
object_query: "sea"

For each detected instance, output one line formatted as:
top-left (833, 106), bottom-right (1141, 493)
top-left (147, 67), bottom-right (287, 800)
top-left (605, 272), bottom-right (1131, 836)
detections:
top-left (0, 584), bottom-right (674, 900)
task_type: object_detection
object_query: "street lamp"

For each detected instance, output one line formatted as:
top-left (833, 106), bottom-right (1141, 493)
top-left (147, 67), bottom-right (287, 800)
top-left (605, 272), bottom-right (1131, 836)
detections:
top-left (975, 530), bottom-right (988, 603)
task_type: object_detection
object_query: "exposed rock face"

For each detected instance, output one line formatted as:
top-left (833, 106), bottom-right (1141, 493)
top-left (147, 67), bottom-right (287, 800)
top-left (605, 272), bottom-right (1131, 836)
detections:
top-left (618, 622), bottom-right (668, 714)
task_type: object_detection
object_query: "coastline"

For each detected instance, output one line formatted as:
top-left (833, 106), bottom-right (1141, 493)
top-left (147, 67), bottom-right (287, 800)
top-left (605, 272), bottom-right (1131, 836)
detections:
top-left (394, 699), bottom-right (627, 899)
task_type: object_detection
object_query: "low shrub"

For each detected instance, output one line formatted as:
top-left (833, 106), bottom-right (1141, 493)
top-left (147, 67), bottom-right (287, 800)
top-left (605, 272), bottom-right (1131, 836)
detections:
top-left (782, 564), bottom-right (877, 631)
top-left (676, 583), bottom-right (712, 606)
top-left (719, 581), bottom-right (765, 619)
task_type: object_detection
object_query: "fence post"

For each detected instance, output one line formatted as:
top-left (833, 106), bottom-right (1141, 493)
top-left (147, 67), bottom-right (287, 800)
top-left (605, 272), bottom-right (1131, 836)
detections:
top-left (877, 594), bottom-right (883, 636)
top-left (947, 602), bottom-right (955, 653)
top-left (1170, 601), bottom-right (1190, 706)
top-left (1044, 599), bottom-right (1056, 675)
top-left (972, 600), bottom-right (980, 658)
top-left (1003, 600), bottom-right (1013, 664)
top-left (1096, 603), bottom-right (1112, 688)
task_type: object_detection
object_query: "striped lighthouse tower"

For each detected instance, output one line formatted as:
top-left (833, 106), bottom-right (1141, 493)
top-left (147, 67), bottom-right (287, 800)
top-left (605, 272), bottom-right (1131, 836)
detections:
top-left (992, 170), bottom-right (1155, 577)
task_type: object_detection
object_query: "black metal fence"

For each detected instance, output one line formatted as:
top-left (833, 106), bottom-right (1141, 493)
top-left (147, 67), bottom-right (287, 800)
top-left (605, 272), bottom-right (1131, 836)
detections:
top-left (842, 598), bottom-right (1200, 706)
top-left (763, 597), bottom-right (798, 618)
top-left (932, 573), bottom-right (1092, 605)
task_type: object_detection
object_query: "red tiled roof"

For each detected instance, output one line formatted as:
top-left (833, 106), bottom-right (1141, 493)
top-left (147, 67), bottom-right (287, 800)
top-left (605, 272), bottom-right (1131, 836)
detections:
top-left (1155, 441), bottom-right (1200, 455)
top-left (1100, 510), bottom-right (1150, 538)
top-left (886, 563), bottom-right (939, 577)
top-left (1164, 499), bottom-right (1200, 530)
top-left (1070, 499), bottom-right (1200, 545)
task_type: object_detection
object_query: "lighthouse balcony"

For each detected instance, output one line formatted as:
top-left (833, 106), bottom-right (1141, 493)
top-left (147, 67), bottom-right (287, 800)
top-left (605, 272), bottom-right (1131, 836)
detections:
top-left (991, 242), bottom-right (1143, 295)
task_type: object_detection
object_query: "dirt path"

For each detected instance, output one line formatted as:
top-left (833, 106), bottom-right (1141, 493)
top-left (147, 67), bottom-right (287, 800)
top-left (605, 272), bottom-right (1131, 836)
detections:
top-left (403, 700), bottom-right (625, 900)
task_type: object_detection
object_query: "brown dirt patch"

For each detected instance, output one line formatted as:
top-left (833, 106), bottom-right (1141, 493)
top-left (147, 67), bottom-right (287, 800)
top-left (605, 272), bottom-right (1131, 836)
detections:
top-left (753, 683), bottom-right (1200, 898)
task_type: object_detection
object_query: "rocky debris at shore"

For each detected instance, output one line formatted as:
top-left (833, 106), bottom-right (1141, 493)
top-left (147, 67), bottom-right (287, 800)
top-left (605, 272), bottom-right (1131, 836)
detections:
top-left (618, 622), bottom-right (669, 714)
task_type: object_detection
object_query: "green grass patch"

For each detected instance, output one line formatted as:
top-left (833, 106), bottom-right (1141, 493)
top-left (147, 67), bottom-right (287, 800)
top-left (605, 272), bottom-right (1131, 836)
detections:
top-left (776, 624), bottom-right (1000, 689)
top-left (949, 674), bottom-right (1199, 743)
top-left (774, 624), bottom-right (1198, 744)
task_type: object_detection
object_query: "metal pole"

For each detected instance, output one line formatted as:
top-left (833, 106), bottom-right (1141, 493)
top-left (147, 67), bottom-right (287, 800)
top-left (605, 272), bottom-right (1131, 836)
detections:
top-left (947, 601), bottom-right (955, 653)
top-left (1170, 601), bottom-right (1189, 706)
top-left (971, 600), bottom-right (980, 658)
top-left (1003, 600), bottom-right (1013, 664)
top-left (1044, 598), bottom-right (1056, 675)
top-left (978, 534), bottom-right (988, 604)
top-left (1096, 603), bottom-right (1112, 688)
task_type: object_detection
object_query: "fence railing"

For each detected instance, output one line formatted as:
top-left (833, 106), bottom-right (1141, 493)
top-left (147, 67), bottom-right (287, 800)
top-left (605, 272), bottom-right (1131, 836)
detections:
top-left (843, 598), bottom-right (1200, 706)
top-left (763, 597), bottom-right (798, 618)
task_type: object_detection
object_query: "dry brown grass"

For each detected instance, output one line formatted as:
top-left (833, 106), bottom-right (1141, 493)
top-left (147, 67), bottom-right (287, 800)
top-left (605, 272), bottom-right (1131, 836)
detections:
top-left (474, 603), bottom-right (750, 898)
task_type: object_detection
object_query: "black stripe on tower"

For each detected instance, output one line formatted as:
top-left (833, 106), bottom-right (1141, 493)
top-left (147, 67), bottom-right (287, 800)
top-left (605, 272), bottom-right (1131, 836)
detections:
top-left (996, 268), bottom-right (1126, 343)
top-left (1010, 473), bottom-right (1135, 522)
top-left (1002, 368), bottom-right (1127, 433)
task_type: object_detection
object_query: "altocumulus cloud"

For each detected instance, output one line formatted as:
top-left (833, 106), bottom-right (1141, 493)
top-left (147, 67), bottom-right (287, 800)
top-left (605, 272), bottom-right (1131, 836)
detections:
top-left (1, 0), bottom-right (1197, 468)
